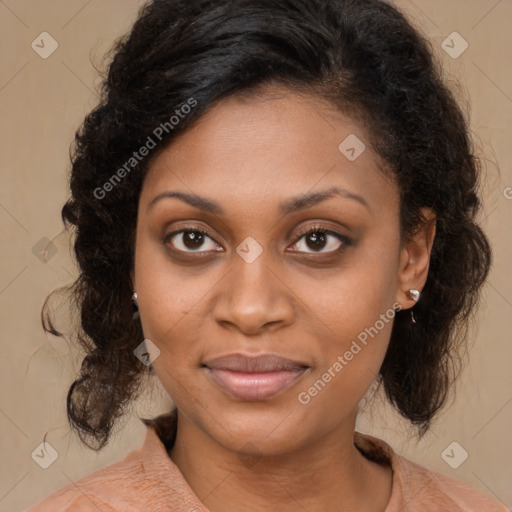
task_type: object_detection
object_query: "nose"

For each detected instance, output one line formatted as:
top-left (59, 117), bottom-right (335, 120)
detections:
top-left (212, 249), bottom-right (295, 335)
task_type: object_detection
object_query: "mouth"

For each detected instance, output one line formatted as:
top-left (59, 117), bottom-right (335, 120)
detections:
top-left (202, 353), bottom-right (310, 401)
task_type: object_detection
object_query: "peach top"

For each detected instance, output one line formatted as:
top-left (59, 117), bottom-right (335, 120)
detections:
top-left (24, 409), bottom-right (508, 512)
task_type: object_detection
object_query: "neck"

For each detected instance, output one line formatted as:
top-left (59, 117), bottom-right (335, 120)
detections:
top-left (169, 410), bottom-right (391, 512)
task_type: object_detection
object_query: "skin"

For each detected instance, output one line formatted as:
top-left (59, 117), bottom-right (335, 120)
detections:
top-left (131, 85), bottom-right (436, 512)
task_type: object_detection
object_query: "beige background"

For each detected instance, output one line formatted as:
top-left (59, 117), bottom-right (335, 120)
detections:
top-left (0, 1), bottom-right (511, 510)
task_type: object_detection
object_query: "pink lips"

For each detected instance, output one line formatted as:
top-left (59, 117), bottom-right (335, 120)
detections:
top-left (203, 353), bottom-right (309, 401)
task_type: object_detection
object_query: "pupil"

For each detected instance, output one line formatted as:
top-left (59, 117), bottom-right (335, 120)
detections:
top-left (307, 232), bottom-right (327, 251)
top-left (184, 231), bottom-right (204, 249)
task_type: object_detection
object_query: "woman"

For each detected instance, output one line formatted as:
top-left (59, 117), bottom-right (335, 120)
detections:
top-left (26, 0), bottom-right (507, 510)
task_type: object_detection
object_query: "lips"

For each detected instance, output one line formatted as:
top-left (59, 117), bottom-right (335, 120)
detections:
top-left (202, 353), bottom-right (310, 401)
top-left (204, 353), bottom-right (308, 372)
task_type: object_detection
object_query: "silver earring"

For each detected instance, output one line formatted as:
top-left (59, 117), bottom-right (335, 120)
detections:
top-left (132, 292), bottom-right (139, 320)
top-left (408, 289), bottom-right (419, 324)
top-left (408, 289), bottom-right (420, 302)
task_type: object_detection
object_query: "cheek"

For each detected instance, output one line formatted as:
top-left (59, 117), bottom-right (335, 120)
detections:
top-left (294, 235), bottom-right (399, 402)
top-left (134, 232), bottom-right (212, 342)
top-left (298, 239), bottom-right (399, 344)
top-left (137, 277), bottom-right (209, 405)
top-left (295, 311), bottom-right (395, 420)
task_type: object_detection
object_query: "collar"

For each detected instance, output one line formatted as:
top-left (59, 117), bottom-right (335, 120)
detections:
top-left (138, 407), bottom-right (403, 510)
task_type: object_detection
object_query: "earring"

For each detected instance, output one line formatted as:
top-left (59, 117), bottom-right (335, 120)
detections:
top-left (408, 289), bottom-right (420, 302)
top-left (408, 289), bottom-right (419, 324)
top-left (132, 292), bottom-right (139, 320)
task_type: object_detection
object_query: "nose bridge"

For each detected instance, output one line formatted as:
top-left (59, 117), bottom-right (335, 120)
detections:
top-left (213, 238), bottom-right (294, 332)
top-left (231, 240), bottom-right (277, 308)
top-left (233, 243), bottom-right (273, 297)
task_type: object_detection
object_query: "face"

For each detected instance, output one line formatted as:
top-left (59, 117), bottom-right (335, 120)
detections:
top-left (132, 87), bottom-right (420, 456)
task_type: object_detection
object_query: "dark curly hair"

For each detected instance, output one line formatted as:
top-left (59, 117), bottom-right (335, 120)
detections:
top-left (41, 0), bottom-right (491, 450)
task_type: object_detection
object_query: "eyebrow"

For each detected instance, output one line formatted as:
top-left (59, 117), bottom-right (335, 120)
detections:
top-left (147, 186), bottom-right (370, 216)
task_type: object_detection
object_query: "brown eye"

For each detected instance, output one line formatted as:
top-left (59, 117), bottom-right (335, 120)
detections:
top-left (288, 226), bottom-right (351, 254)
top-left (164, 229), bottom-right (222, 253)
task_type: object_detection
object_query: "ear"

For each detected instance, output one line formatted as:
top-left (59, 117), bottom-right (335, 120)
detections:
top-left (396, 207), bottom-right (436, 309)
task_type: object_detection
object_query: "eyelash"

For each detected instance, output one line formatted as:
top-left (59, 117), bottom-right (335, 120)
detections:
top-left (163, 223), bottom-right (352, 255)
top-left (290, 224), bottom-right (352, 253)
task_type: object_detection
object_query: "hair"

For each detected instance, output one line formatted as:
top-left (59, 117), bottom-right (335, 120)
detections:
top-left (41, 0), bottom-right (491, 450)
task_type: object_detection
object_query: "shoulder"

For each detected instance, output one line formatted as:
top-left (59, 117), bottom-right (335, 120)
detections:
top-left (23, 418), bottom-right (195, 512)
top-left (394, 454), bottom-right (507, 511)
top-left (23, 448), bottom-right (145, 512)
top-left (390, 446), bottom-right (508, 511)
top-left (23, 412), bottom-right (204, 512)
top-left (354, 432), bottom-right (508, 512)
top-left (24, 432), bottom-right (153, 512)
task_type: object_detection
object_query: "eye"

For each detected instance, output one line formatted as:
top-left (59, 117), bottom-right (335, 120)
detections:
top-left (163, 224), bottom-right (352, 255)
top-left (163, 227), bottom-right (223, 253)
top-left (288, 224), bottom-right (351, 254)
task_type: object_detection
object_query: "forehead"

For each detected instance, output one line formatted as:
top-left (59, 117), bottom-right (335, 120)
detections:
top-left (140, 88), bottom-right (398, 218)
